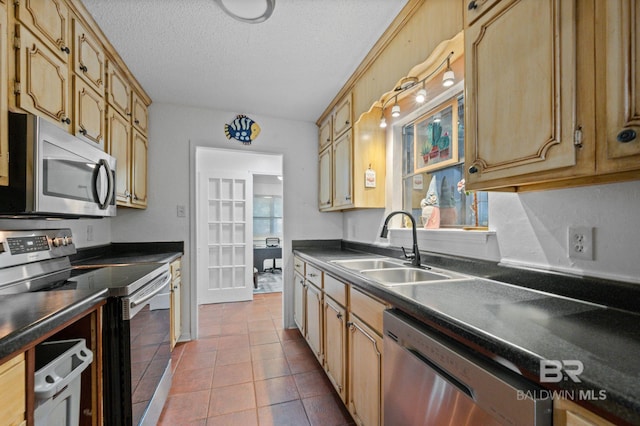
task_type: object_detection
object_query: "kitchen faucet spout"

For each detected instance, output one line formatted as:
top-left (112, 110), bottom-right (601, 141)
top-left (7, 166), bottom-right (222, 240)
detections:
top-left (380, 211), bottom-right (421, 267)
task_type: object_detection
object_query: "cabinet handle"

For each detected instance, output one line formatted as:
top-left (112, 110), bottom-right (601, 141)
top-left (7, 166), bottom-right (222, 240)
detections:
top-left (346, 321), bottom-right (354, 329)
top-left (79, 64), bottom-right (88, 72)
top-left (345, 196), bottom-right (351, 201)
top-left (468, 0), bottom-right (478, 10)
top-left (617, 129), bottom-right (637, 143)
top-left (134, 119), bottom-right (140, 125)
top-left (345, 120), bottom-right (350, 126)
top-left (61, 46), bottom-right (70, 54)
top-left (133, 194), bottom-right (138, 200)
top-left (79, 128), bottom-right (87, 135)
top-left (61, 117), bottom-right (71, 125)
top-left (337, 312), bottom-right (343, 319)
top-left (308, 273), bottom-right (317, 277)
top-left (468, 165), bottom-right (478, 174)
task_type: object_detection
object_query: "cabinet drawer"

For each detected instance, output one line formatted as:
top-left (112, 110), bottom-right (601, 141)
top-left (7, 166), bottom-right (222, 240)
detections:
top-left (294, 257), bottom-right (305, 276)
top-left (306, 264), bottom-right (323, 288)
top-left (350, 287), bottom-right (386, 334)
top-left (324, 274), bottom-right (347, 307)
top-left (464, 0), bottom-right (502, 27)
top-left (0, 353), bottom-right (25, 426)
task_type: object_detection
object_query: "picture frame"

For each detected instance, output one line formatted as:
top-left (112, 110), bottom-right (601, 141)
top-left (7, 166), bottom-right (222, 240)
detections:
top-left (414, 97), bottom-right (459, 174)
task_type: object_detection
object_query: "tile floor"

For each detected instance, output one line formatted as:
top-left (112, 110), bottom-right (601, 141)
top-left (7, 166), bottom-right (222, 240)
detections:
top-left (159, 292), bottom-right (354, 425)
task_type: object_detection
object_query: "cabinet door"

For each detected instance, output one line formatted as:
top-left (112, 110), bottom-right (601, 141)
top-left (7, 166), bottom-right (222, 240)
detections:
top-left (319, 116), bottom-right (332, 151)
top-left (294, 272), bottom-right (306, 334)
top-left (131, 130), bottom-right (148, 208)
top-left (0, 354), bottom-right (25, 426)
top-left (333, 93), bottom-right (352, 139)
top-left (132, 91), bottom-right (149, 134)
top-left (464, 0), bottom-right (578, 188)
top-left (348, 315), bottom-right (383, 426)
top-left (106, 61), bottom-right (131, 118)
top-left (0, 5), bottom-right (8, 186)
top-left (333, 131), bottom-right (352, 209)
top-left (305, 282), bottom-right (323, 363)
top-left (599, 0), bottom-right (640, 173)
top-left (16, 27), bottom-right (71, 130)
top-left (15, 0), bottom-right (70, 62)
top-left (73, 18), bottom-right (104, 94)
top-left (324, 297), bottom-right (346, 402)
top-left (74, 77), bottom-right (105, 148)
top-left (553, 399), bottom-right (616, 426)
top-left (107, 108), bottom-right (131, 205)
top-left (171, 275), bottom-right (182, 350)
top-left (319, 147), bottom-right (332, 210)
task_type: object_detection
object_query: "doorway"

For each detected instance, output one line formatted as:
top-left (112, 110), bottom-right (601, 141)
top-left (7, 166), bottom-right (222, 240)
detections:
top-left (195, 148), bottom-right (283, 307)
top-left (252, 174), bottom-right (283, 294)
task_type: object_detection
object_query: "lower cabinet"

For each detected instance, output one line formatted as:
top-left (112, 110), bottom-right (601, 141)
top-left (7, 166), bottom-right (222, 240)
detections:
top-left (347, 315), bottom-right (383, 426)
top-left (170, 257), bottom-right (182, 350)
top-left (0, 353), bottom-right (25, 426)
top-left (293, 258), bottom-right (386, 426)
top-left (324, 296), bottom-right (347, 402)
top-left (554, 399), bottom-right (616, 426)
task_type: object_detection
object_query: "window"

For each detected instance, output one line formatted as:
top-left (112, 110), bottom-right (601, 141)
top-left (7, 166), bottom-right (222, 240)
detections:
top-left (402, 94), bottom-right (488, 228)
top-left (253, 195), bottom-right (283, 238)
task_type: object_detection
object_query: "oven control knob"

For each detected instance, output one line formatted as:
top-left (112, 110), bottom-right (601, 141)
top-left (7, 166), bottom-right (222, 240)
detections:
top-left (52, 238), bottom-right (61, 247)
top-left (61, 237), bottom-right (68, 246)
top-left (66, 236), bottom-right (73, 245)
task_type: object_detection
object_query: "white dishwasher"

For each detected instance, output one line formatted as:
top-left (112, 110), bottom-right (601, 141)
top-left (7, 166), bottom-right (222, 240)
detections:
top-left (383, 310), bottom-right (552, 426)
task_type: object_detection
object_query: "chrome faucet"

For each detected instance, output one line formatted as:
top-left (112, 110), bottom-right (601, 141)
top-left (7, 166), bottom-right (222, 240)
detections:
top-left (380, 210), bottom-right (421, 267)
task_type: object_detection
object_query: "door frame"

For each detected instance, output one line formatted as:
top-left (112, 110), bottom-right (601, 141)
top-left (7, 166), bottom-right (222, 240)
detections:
top-left (189, 144), bottom-right (283, 340)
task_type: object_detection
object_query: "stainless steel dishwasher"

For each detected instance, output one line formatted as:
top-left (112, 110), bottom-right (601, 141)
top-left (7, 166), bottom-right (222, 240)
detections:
top-left (383, 310), bottom-right (552, 426)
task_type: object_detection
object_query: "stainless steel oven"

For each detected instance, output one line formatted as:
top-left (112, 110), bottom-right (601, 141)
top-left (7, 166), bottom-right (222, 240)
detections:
top-left (384, 309), bottom-right (552, 426)
top-left (0, 113), bottom-right (116, 217)
top-left (0, 229), bottom-right (173, 426)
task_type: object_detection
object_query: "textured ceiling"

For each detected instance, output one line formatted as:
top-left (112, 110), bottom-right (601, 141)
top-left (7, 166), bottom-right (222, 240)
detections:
top-left (82, 0), bottom-right (409, 122)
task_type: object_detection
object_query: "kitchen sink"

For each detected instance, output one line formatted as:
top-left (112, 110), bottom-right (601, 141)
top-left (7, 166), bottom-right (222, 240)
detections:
top-left (330, 258), bottom-right (405, 271)
top-left (360, 268), bottom-right (454, 286)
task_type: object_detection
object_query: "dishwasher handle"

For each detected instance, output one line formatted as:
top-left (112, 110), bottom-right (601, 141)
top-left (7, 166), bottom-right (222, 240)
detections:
top-left (406, 346), bottom-right (474, 400)
top-left (130, 272), bottom-right (171, 308)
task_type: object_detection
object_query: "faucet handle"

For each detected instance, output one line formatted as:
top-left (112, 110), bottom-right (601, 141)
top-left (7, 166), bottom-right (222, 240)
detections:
top-left (401, 246), bottom-right (415, 260)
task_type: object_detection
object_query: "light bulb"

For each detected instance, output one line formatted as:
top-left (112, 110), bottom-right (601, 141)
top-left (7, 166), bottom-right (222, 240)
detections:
top-left (379, 117), bottom-right (387, 128)
top-left (442, 69), bottom-right (455, 87)
top-left (415, 88), bottom-right (427, 103)
top-left (391, 104), bottom-right (401, 117)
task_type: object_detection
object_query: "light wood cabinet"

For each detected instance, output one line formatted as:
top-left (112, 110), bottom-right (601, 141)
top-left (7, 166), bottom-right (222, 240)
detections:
top-left (333, 94), bottom-right (353, 140)
top-left (305, 281), bottom-right (323, 363)
top-left (323, 295), bottom-right (347, 402)
top-left (106, 60), bottom-right (131, 118)
top-left (107, 107), bottom-right (131, 203)
top-left (0, 353), bottom-right (25, 426)
top-left (170, 257), bottom-right (182, 350)
top-left (15, 0), bottom-right (71, 62)
top-left (597, 0), bottom-right (640, 174)
top-left (333, 131), bottom-right (353, 209)
top-left (318, 147), bottom-right (332, 209)
top-left (72, 18), bottom-right (103, 94)
top-left (0, 4), bottom-right (8, 186)
top-left (14, 25), bottom-right (71, 130)
top-left (554, 399), bottom-right (615, 426)
top-left (463, 0), bottom-right (500, 26)
top-left (293, 270), bottom-right (306, 334)
top-left (464, 0), bottom-right (581, 190)
top-left (347, 314), bottom-right (383, 426)
top-left (132, 90), bottom-right (148, 134)
top-left (74, 76), bottom-right (104, 147)
top-left (319, 116), bottom-right (332, 152)
top-left (131, 129), bottom-right (148, 208)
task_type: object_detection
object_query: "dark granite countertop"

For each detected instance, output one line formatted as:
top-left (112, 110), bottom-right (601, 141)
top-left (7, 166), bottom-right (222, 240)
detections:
top-left (0, 288), bottom-right (108, 361)
top-left (293, 243), bottom-right (640, 425)
top-left (71, 241), bottom-right (183, 265)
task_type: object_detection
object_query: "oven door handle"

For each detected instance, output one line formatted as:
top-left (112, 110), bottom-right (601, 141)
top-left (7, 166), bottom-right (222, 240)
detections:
top-left (130, 272), bottom-right (171, 308)
top-left (96, 159), bottom-right (114, 210)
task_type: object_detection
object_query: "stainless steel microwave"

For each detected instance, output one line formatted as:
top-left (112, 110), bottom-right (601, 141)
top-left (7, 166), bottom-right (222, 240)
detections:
top-left (0, 113), bottom-right (116, 217)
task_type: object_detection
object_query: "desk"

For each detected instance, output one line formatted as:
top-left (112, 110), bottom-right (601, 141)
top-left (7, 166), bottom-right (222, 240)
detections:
top-left (253, 246), bottom-right (282, 272)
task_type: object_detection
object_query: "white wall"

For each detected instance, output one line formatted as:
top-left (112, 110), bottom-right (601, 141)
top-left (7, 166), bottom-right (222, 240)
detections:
top-left (112, 103), bottom-right (344, 337)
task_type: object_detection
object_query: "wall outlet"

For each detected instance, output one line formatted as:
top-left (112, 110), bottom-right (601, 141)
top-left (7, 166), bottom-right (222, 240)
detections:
top-left (86, 224), bottom-right (94, 242)
top-left (568, 226), bottom-right (593, 260)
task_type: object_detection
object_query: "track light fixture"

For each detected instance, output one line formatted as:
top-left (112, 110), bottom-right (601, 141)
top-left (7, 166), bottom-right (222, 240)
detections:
top-left (378, 51), bottom-right (455, 128)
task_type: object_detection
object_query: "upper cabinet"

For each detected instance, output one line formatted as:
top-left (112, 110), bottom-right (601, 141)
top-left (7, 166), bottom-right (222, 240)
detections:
top-left (317, 92), bottom-right (386, 212)
top-left (464, 0), bottom-right (640, 191)
top-left (72, 17), bottom-right (104, 93)
top-left (597, 0), bottom-right (640, 175)
top-left (0, 4), bottom-right (8, 186)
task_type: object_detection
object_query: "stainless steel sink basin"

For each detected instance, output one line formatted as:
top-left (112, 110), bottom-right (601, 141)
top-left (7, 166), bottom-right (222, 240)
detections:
top-left (360, 268), bottom-right (452, 286)
top-left (331, 258), bottom-right (405, 271)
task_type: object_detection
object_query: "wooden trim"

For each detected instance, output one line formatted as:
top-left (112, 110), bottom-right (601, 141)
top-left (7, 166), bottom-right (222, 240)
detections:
top-left (316, 0), bottom-right (425, 125)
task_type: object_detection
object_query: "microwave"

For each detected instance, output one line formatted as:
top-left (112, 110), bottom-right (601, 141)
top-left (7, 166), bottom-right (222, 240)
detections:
top-left (0, 113), bottom-right (116, 217)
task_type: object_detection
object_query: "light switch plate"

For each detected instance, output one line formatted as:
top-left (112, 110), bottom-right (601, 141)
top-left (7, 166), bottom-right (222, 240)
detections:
top-left (176, 205), bottom-right (186, 217)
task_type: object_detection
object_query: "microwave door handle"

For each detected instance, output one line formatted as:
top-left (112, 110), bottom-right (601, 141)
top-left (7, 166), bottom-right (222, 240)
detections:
top-left (96, 159), bottom-right (114, 209)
